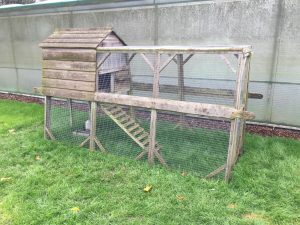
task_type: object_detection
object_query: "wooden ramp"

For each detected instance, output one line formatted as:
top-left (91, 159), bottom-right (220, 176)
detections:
top-left (100, 104), bottom-right (166, 165)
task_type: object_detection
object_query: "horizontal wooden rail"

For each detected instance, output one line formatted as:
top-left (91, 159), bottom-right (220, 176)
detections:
top-left (132, 82), bottom-right (263, 99)
top-left (96, 45), bottom-right (252, 54)
top-left (94, 93), bottom-right (255, 120)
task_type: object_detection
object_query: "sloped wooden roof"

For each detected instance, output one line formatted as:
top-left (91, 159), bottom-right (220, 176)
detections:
top-left (39, 27), bottom-right (120, 49)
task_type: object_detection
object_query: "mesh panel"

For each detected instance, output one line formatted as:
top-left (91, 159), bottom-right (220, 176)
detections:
top-left (45, 49), bottom-right (251, 179)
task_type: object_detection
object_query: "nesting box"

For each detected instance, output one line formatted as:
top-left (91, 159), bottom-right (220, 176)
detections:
top-left (39, 27), bottom-right (130, 101)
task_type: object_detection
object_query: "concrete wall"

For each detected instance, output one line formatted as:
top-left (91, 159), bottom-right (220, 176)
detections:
top-left (0, 0), bottom-right (299, 127)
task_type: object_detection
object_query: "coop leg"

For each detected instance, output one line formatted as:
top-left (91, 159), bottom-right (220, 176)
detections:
top-left (67, 98), bottom-right (73, 127)
top-left (148, 109), bottom-right (157, 164)
top-left (89, 101), bottom-right (97, 151)
top-left (44, 96), bottom-right (53, 140)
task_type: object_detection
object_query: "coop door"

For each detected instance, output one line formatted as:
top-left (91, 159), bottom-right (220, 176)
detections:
top-left (97, 73), bottom-right (115, 92)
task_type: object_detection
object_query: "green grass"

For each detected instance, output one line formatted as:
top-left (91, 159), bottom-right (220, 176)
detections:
top-left (0, 99), bottom-right (299, 225)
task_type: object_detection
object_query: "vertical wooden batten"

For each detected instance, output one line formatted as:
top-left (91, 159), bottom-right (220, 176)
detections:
top-left (225, 52), bottom-right (251, 182)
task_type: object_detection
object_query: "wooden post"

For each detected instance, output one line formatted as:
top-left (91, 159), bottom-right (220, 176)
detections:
top-left (67, 99), bottom-right (73, 127)
top-left (44, 96), bottom-right (51, 139)
top-left (177, 54), bottom-right (185, 124)
top-left (89, 101), bottom-right (97, 151)
top-left (148, 53), bottom-right (160, 164)
top-left (127, 53), bottom-right (135, 119)
top-left (225, 53), bottom-right (250, 182)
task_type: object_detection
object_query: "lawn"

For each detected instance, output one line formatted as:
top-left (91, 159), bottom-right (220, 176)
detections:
top-left (0, 99), bottom-right (299, 225)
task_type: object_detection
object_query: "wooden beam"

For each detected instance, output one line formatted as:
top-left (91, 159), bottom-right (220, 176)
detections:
top-left (89, 102), bottom-right (97, 151)
top-left (205, 165), bottom-right (226, 179)
top-left (43, 60), bottom-right (96, 72)
top-left (41, 87), bottom-right (95, 101)
top-left (140, 53), bottom-right (154, 72)
top-left (97, 53), bottom-right (111, 69)
top-left (94, 92), bottom-right (255, 120)
top-left (43, 69), bottom-right (95, 82)
top-left (131, 82), bottom-right (263, 99)
top-left (177, 54), bottom-right (185, 124)
top-left (42, 49), bottom-right (96, 62)
top-left (159, 53), bottom-right (177, 72)
top-left (42, 78), bottom-right (95, 92)
top-left (128, 53), bottom-right (136, 64)
top-left (96, 45), bottom-right (252, 54)
top-left (148, 53), bottom-right (160, 164)
top-left (225, 54), bottom-right (250, 182)
top-left (183, 54), bottom-right (193, 65)
top-left (44, 96), bottom-right (51, 139)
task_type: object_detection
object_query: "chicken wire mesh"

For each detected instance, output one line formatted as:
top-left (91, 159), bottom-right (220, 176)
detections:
top-left (44, 48), bottom-right (252, 179)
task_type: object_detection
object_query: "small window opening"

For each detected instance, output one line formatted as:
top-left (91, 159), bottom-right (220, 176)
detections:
top-left (98, 73), bottom-right (111, 92)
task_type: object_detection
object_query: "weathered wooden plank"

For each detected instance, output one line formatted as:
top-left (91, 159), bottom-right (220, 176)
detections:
top-left (43, 69), bottom-right (95, 82)
top-left (96, 46), bottom-right (252, 54)
top-left (94, 93), bottom-right (255, 119)
top-left (225, 54), bottom-right (249, 182)
top-left (49, 33), bottom-right (108, 39)
top-left (42, 78), bottom-right (95, 92)
top-left (57, 27), bottom-right (111, 32)
top-left (43, 38), bottom-right (103, 43)
top-left (132, 82), bottom-right (263, 99)
top-left (43, 60), bottom-right (96, 72)
top-left (44, 96), bottom-right (51, 139)
top-left (41, 87), bottom-right (95, 101)
top-left (89, 102), bottom-right (97, 151)
top-left (40, 43), bottom-right (99, 49)
top-left (42, 49), bottom-right (96, 62)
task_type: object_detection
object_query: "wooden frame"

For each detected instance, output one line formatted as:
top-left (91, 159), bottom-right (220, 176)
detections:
top-left (40, 43), bottom-right (254, 181)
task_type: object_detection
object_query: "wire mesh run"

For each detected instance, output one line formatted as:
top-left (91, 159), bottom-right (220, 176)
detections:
top-left (43, 46), bottom-right (254, 181)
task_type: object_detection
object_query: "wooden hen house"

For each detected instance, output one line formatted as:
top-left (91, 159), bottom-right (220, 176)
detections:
top-left (39, 27), bottom-right (130, 100)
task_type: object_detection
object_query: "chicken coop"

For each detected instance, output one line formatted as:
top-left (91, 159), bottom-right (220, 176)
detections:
top-left (37, 27), bottom-right (259, 181)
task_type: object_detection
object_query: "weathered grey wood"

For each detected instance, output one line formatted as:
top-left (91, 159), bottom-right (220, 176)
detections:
top-left (40, 43), bottom-right (100, 49)
top-left (42, 49), bottom-right (96, 62)
top-left (140, 53), bottom-right (154, 72)
top-left (89, 102), bottom-right (97, 151)
top-left (44, 96), bottom-right (51, 139)
top-left (159, 53), bottom-right (176, 72)
top-left (67, 99), bottom-right (73, 126)
top-left (43, 69), bottom-right (95, 82)
top-left (56, 27), bottom-right (111, 32)
top-left (43, 60), bottom-right (96, 72)
top-left (42, 38), bottom-right (102, 43)
top-left (177, 54), bottom-right (185, 124)
top-left (131, 82), bottom-right (263, 99)
top-left (148, 53), bottom-right (160, 164)
top-left (96, 45), bottom-right (252, 54)
top-left (128, 53), bottom-right (136, 64)
top-left (48, 33), bottom-right (107, 39)
top-left (149, 109), bottom-right (157, 164)
top-left (225, 54), bottom-right (249, 182)
top-left (97, 53), bottom-right (111, 69)
top-left (238, 56), bottom-right (251, 156)
top-left (183, 54), bottom-right (194, 65)
top-left (94, 137), bottom-right (107, 153)
top-left (205, 164), bottom-right (226, 178)
top-left (42, 78), bottom-right (95, 92)
top-left (94, 92), bottom-right (255, 120)
top-left (41, 87), bottom-right (95, 101)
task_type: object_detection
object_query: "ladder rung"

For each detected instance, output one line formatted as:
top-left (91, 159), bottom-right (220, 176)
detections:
top-left (119, 116), bottom-right (130, 123)
top-left (141, 139), bottom-right (149, 146)
top-left (128, 124), bottom-right (139, 132)
top-left (132, 128), bottom-right (144, 136)
top-left (114, 111), bottom-right (126, 118)
top-left (110, 107), bottom-right (122, 114)
top-left (137, 133), bottom-right (148, 141)
top-left (124, 120), bottom-right (135, 127)
top-left (105, 104), bottom-right (116, 111)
